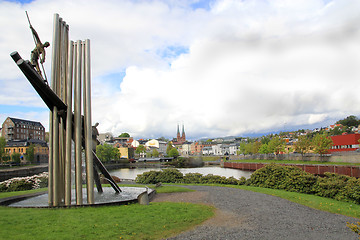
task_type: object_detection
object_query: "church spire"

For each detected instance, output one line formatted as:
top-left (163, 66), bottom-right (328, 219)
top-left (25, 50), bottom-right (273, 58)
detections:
top-left (181, 124), bottom-right (186, 142)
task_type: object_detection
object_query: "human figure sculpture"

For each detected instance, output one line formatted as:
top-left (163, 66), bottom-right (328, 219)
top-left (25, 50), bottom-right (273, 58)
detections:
top-left (92, 122), bottom-right (100, 151)
top-left (30, 25), bottom-right (50, 81)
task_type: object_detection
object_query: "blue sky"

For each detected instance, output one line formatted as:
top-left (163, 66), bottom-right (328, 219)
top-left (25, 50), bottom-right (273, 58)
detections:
top-left (1, 0), bottom-right (360, 140)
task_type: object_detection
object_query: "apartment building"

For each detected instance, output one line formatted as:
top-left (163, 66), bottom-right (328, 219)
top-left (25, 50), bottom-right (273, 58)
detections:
top-left (1, 117), bottom-right (45, 141)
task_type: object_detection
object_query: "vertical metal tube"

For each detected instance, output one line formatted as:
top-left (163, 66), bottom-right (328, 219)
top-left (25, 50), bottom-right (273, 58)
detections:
top-left (49, 13), bottom-right (60, 206)
top-left (74, 41), bottom-right (83, 205)
top-left (84, 39), bottom-right (94, 204)
top-left (65, 40), bottom-right (74, 206)
top-left (58, 21), bottom-right (67, 204)
top-left (53, 106), bottom-right (60, 206)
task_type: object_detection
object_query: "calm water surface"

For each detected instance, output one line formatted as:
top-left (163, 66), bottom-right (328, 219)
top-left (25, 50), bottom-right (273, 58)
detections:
top-left (110, 166), bottom-right (252, 180)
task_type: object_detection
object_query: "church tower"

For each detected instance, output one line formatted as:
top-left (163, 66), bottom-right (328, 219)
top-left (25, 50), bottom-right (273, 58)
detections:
top-left (181, 124), bottom-right (186, 142)
top-left (177, 124), bottom-right (181, 141)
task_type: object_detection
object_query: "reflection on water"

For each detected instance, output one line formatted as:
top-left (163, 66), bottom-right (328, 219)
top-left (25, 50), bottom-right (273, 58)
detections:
top-left (110, 166), bottom-right (252, 180)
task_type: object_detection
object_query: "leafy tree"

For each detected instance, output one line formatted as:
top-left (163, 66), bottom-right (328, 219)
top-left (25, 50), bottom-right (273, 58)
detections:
top-left (336, 115), bottom-right (360, 127)
top-left (96, 144), bottom-right (120, 163)
top-left (168, 148), bottom-right (180, 158)
top-left (206, 139), bottom-right (213, 142)
top-left (152, 149), bottom-right (159, 157)
top-left (11, 152), bottom-right (21, 164)
top-left (328, 126), bottom-right (346, 136)
top-left (267, 137), bottom-right (285, 154)
top-left (260, 136), bottom-right (271, 145)
top-left (258, 143), bottom-right (270, 154)
top-left (166, 143), bottom-right (174, 155)
top-left (312, 133), bottom-right (333, 157)
top-left (0, 137), bottom-right (6, 163)
top-left (118, 133), bottom-right (130, 137)
top-left (135, 144), bottom-right (146, 155)
top-left (26, 144), bottom-right (35, 163)
top-left (239, 142), bottom-right (247, 155)
top-left (293, 135), bottom-right (311, 156)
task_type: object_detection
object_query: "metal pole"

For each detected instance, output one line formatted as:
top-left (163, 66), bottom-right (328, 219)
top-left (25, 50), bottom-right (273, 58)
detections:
top-left (53, 106), bottom-right (60, 206)
top-left (49, 13), bottom-right (60, 206)
top-left (84, 39), bottom-right (94, 204)
top-left (65, 40), bottom-right (73, 206)
top-left (74, 41), bottom-right (83, 205)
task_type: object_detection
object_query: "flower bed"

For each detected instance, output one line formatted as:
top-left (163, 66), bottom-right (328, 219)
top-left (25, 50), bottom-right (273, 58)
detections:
top-left (0, 172), bottom-right (48, 192)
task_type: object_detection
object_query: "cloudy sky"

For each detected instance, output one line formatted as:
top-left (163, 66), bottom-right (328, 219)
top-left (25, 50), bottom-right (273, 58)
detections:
top-left (1, 0), bottom-right (360, 140)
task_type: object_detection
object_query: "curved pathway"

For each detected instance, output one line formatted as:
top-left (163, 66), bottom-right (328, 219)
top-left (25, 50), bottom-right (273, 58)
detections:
top-left (152, 185), bottom-right (359, 240)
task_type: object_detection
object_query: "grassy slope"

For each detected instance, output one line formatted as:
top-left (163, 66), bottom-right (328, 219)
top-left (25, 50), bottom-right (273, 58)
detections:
top-left (230, 159), bottom-right (360, 165)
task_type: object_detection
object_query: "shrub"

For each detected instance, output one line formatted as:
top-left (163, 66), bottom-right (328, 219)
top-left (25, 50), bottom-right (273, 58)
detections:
top-left (135, 171), bottom-right (161, 184)
top-left (0, 172), bottom-right (48, 192)
top-left (183, 173), bottom-right (203, 184)
top-left (248, 164), bottom-right (317, 194)
top-left (157, 169), bottom-right (184, 183)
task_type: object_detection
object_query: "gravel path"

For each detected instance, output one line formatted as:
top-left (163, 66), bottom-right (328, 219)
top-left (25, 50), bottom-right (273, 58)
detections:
top-left (152, 185), bottom-right (359, 240)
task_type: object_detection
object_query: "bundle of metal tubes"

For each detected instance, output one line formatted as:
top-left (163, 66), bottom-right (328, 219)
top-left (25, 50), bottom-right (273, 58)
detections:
top-left (49, 14), bottom-right (94, 206)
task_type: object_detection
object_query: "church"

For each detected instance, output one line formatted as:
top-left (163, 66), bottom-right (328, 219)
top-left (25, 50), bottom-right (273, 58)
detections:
top-left (173, 124), bottom-right (186, 145)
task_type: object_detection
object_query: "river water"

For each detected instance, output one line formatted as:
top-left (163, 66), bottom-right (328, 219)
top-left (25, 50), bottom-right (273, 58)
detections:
top-left (109, 166), bottom-right (252, 181)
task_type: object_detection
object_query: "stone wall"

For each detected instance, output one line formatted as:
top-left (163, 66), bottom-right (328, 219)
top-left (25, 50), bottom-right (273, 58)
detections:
top-left (0, 164), bottom-right (48, 181)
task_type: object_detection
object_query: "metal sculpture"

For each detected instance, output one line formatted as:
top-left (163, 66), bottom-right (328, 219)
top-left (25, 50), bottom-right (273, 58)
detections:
top-left (11, 13), bottom-right (121, 207)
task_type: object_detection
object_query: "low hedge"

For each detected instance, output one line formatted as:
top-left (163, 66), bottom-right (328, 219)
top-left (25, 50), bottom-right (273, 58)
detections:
top-left (136, 164), bottom-right (360, 205)
top-left (247, 164), bottom-right (360, 205)
top-left (135, 168), bottom-right (246, 185)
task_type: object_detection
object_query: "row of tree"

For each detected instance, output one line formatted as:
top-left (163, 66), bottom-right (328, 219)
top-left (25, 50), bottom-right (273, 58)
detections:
top-left (238, 133), bottom-right (333, 156)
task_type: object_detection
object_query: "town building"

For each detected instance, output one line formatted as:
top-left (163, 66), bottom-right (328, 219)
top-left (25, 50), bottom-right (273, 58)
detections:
top-left (145, 139), bottom-right (167, 155)
top-left (5, 139), bottom-right (49, 163)
top-left (1, 117), bottom-right (45, 141)
top-left (173, 124), bottom-right (186, 145)
top-left (330, 133), bottom-right (360, 153)
top-left (98, 132), bottom-right (113, 144)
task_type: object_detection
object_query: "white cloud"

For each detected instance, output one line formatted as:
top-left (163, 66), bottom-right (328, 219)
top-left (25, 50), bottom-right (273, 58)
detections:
top-left (1, 0), bottom-right (360, 139)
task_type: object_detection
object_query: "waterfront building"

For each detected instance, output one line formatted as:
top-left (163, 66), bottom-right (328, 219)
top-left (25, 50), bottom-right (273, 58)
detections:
top-left (1, 117), bottom-right (45, 141)
top-left (5, 139), bottom-right (49, 163)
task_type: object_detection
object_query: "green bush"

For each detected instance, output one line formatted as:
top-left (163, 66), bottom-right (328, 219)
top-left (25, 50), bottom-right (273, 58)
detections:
top-left (0, 172), bottom-right (48, 192)
top-left (135, 171), bottom-right (161, 184)
top-left (156, 169), bottom-right (184, 183)
top-left (247, 164), bottom-right (360, 205)
top-left (247, 164), bottom-right (317, 194)
top-left (135, 168), bottom-right (246, 185)
top-left (7, 179), bottom-right (33, 192)
top-left (183, 173), bottom-right (203, 184)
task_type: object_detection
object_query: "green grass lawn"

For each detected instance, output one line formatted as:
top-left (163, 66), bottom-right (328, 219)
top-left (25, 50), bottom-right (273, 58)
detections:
top-left (0, 202), bottom-right (214, 240)
top-left (0, 185), bottom-right (212, 240)
top-left (230, 159), bottom-right (360, 166)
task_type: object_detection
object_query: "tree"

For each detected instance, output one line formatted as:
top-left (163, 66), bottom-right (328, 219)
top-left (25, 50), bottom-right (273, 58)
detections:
top-left (258, 143), bottom-right (270, 154)
top-left (118, 133), bottom-right (130, 137)
top-left (336, 115), bottom-right (360, 127)
top-left (11, 152), bottom-right (21, 164)
top-left (168, 148), bottom-right (179, 158)
top-left (0, 137), bottom-right (6, 163)
top-left (26, 144), bottom-right (35, 163)
top-left (312, 133), bottom-right (333, 157)
top-left (293, 136), bottom-right (311, 156)
top-left (267, 137), bottom-right (285, 154)
top-left (96, 144), bottom-right (120, 163)
top-left (135, 144), bottom-right (146, 155)
top-left (166, 143), bottom-right (173, 155)
top-left (152, 149), bottom-right (159, 157)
